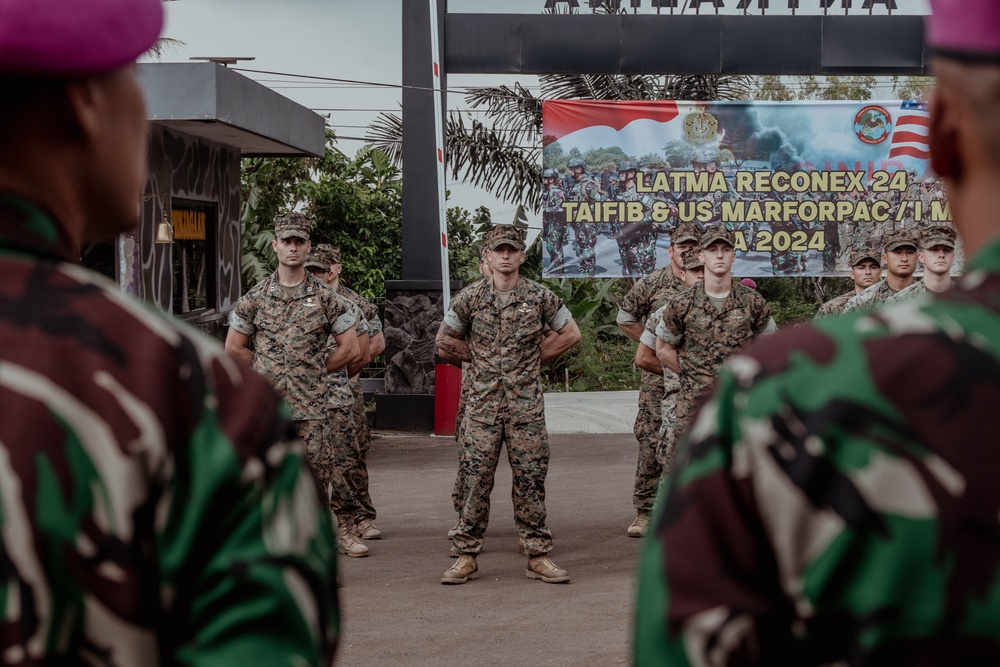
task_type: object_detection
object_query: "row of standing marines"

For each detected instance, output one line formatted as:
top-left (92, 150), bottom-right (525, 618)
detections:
top-left (227, 203), bottom-right (960, 587)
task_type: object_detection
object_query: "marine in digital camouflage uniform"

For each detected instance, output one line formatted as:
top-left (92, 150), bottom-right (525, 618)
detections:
top-left (842, 230), bottom-right (918, 313)
top-left (655, 227), bottom-right (776, 434)
top-left (887, 225), bottom-right (960, 303)
top-left (303, 244), bottom-right (374, 556)
top-left (635, 247), bottom-right (705, 477)
top-left (0, 1), bottom-right (339, 661)
top-left (448, 242), bottom-right (496, 540)
top-left (227, 215), bottom-right (363, 559)
top-left (815, 246), bottom-right (882, 318)
top-left (436, 225), bottom-right (581, 585)
top-left (635, 4), bottom-right (1000, 661)
top-left (617, 222), bottom-right (701, 538)
top-left (566, 158), bottom-right (601, 276)
top-left (319, 244), bottom-right (387, 541)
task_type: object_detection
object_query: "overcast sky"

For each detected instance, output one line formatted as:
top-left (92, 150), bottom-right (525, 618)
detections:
top-left (154, 0), bottom-right (930, 232)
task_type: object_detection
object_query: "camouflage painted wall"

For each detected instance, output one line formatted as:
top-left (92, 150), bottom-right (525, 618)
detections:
top-left (123, 125), bottom-right (242, 340)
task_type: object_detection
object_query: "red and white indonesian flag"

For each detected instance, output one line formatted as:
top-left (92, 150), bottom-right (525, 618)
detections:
top-left (888, 100), bottom-right (931, 161)
top-left (543, 100), bottom-right (685, 157)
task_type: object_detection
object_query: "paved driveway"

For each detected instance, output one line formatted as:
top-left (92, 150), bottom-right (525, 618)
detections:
top-left (335, 430), bottom-right (643, 666)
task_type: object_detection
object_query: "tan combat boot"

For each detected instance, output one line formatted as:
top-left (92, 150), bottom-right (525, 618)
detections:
top-left (355, 518), bottom-right (382, 540)
top-left (627, 512), bottom-right (650, 538)
top-left (526, 555), bottom-right (570, 584)
top-left (441, 554), bottom-right (478, 584)
top-left (336, 518), bottom-right (369, 558)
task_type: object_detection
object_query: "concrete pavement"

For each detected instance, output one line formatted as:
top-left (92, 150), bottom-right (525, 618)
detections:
top-left (543, 390), bottom-right (638, 435)
top-left (335, 427), bottom-right (644, 666)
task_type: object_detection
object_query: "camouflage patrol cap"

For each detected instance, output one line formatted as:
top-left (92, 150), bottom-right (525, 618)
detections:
top-left (849, 246), bottom-right (881, 267)
top-left (305, 243), bottom-right (338, 270)
top-left (275, 212), bottom-right (311, 241)
top-left (882, 230), bottom-right (918, 253)
top-left (919, 225), bottom-right (957, 249)
top-left (699, 226), bottom-right (736, 249)
top-left (671, 222), bottom-right (701, 245)
top-left (487, 224), bottom-right (526, 251)
top-left (680, 247), bottom-right (704, 270)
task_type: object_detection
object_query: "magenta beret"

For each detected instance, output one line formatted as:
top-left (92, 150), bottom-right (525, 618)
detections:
top-left (928, 0), bottom-right (1000, 63)
top-left (0, 0), bottom-right (163, 74)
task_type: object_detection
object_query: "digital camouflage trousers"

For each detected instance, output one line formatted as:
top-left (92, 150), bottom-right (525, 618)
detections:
top-left (298, 416), bottom-right (360, 524)
top-left (452, 418), bottom-right (553, 557)
top-left (350, 380), bottom-right (376, 520)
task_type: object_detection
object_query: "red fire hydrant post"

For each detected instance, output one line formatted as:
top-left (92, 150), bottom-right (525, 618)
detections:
top-left (433, 355), bottom-right (462, 436)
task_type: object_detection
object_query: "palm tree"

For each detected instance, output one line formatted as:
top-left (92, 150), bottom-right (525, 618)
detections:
top-left (366, 72), bottom-right (753, 214)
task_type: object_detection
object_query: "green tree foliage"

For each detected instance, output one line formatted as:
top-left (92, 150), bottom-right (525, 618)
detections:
top-left (240, 156), bottom-right (313, 287)
top-left (239, 134), bottom-right (402, 300)
top-left (447, 204), bottom-right (492, 284)
top-left (305, 146), bottom-right (403, 300)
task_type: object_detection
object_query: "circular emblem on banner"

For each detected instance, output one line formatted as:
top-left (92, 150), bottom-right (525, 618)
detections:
top-left (854, 105), bottom-right (892, 145)
top-left (684, 108), bottom-right (720, 145)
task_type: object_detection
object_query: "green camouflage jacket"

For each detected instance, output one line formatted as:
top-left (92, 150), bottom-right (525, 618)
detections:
top-left (442, 276), bottom-right (572, 425)
top-left (0, 193), bottom-right (339, 664)
top-left (635, 239), bottom-right (1000, 665)
top-left (230, 273), bottom-right (357, 419)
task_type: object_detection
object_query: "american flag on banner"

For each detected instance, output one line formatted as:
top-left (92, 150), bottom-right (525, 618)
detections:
top-left (888, 100), bottom-right (930, 160)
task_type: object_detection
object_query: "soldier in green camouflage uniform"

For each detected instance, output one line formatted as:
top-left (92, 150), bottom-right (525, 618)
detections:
top-left (613, 160), bottom-right (660, 276)
top-left (227, 215), bottom-right (364, 559)
top-left (542, 168), bottom-right (569, 273)
top-left (815, 246), bottom-right (882, 317)
top-left (768, 199), bottom-right (809, 276)
top-left (655, 227), bottom-right (776, 433)
top-left (566, 158), bottom-right (601, 276)
top-left (437, 225), bottom-right (581, 585)
top-left (635, 6), bottom-right (1000, 660)
top-left (842, 230), bottom-right (918, 313)
top-left (617, 222), bottom-right (701, 538)
top-left (0, 2), bottom-right (339, 661)
top-left (888, 225), bottom-right (960, 303)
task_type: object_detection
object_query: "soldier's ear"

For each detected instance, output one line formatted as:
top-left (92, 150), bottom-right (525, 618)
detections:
top-left (928, 84), bottom-right (963, 185)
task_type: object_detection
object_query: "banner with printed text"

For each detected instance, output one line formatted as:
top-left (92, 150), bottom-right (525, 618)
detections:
top-left (540, 99), bottom-right (959, 279)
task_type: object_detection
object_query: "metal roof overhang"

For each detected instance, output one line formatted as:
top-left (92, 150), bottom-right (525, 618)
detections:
top-left (138, 62), bottom-right (326, 157)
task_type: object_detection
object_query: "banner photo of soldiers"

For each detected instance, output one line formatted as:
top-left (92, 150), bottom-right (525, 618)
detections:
top-left (540, 99), bottom-right (959, 279)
